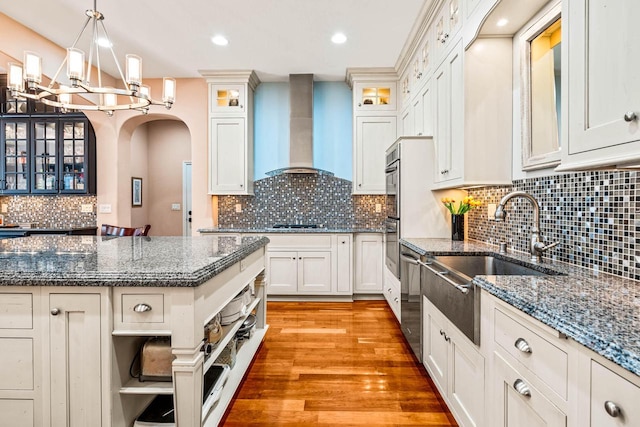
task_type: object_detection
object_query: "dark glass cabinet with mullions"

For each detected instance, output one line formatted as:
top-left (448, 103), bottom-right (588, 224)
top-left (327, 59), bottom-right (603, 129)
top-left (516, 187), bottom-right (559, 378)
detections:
top-left (1, 95), bottom-right (96, 195)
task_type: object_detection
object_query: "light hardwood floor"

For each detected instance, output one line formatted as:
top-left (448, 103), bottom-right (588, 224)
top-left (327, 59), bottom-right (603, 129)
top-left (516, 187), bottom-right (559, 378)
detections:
top-left (222, 301), bottom-right (458, 426)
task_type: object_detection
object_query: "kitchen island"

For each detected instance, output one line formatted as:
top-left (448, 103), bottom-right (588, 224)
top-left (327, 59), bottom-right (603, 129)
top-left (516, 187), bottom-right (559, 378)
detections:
top-left (0, 234), bottom-right (268, 427)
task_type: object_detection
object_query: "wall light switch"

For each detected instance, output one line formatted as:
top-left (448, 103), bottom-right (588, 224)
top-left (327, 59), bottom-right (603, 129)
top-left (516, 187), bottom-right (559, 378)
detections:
top-left (80, 204), bottom-right (93, 213)
top-left (1, 204), bottom-right (7, 213)
top-left (487, 203), bottom-right (497, 220)
top-left (375, 203), bottom-right (382, 213)
top-left (235, 203), bottom-right (242, 213)
top-left (171, 203), bottom-right (181, 211)
top-left (98, 204), bottom-right (112, 214)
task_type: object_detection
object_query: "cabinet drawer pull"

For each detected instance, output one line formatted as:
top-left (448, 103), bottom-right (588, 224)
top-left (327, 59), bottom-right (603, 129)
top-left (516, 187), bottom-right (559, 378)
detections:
top-left (513, 379), bottom-right (531, 397)
top-left (51, 308), bottom-right (60, 316)
top-left (624, 111), bottom-right (637, 122)
top-left (514, 338), bottom-right (532, 354)
top-left (604, 401), bottom-right (621, 418)
top-left (133, 303), bottom-right (152, 313)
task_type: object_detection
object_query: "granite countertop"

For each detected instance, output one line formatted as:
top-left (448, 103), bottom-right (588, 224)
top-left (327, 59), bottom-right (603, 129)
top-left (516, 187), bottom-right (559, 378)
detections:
top-left (402, 238), bottom-right (640, 377)
top-left (198, 227), bottom-right (384, 234)
top-left (0, 235), bottom-right (269, 287)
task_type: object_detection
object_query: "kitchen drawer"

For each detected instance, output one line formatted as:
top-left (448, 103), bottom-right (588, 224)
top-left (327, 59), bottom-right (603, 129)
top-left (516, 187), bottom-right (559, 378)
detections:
top-left (590, 360), bottom-right (640, 426)
top-left (265, 234), bottom-right (333, 249)
top-left (113, 290), bottom-right (170, 334)
top-left (0, 293), bottom-right (33, 329)
top-left (383, 269), bottom-right (400, 321)
top-left (494, 307), bottom-right (568, 400)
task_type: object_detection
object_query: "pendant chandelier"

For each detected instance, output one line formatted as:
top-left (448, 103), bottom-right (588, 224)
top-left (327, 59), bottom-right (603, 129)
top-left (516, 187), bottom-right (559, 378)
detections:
top-left (6, 0), bottom-right (176, 116)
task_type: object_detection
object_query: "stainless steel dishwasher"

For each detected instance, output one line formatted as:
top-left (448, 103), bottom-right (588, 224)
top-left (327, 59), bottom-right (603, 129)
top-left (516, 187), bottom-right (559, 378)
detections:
top-left (421, 257), bottom-right (481, 345)
top-left (399, 244), bottom-right (422, 359)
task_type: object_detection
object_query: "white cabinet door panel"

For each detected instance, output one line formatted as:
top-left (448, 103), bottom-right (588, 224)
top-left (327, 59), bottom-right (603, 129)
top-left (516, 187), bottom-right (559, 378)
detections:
top-left (354, 116), bottom-right (397, 193)
top-left (209, 117), bottom-right (246, 193)
top-left (298, 252), bottom-right (332, 293)
top-left (49, 293), bottom-right (102, 427)
top-left (267, 252), bottom-right (298, 294)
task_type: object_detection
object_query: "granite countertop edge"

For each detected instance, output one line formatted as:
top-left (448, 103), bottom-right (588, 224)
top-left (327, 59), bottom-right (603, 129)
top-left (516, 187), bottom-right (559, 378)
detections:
top-left (0, 236), bottom-right (270, 288)
top-left (401, 237), bottom-right (640, 378)
top-left (198, 227), bottom-right (384, 234)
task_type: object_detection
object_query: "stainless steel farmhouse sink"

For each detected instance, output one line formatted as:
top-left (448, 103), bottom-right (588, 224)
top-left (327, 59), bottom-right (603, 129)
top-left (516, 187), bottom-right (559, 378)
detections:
top-left (433, 255), bottom-right (563, 278)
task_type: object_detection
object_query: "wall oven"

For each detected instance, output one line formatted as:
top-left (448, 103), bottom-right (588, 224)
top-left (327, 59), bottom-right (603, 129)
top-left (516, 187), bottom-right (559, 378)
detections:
top-left (385, 143), bottom-right (400, 279)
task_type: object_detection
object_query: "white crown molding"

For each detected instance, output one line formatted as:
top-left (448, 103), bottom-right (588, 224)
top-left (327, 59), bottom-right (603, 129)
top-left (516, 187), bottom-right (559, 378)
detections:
top-left (198, 70), bottom-right (261, 90)
top-left (344, 67), bottom-right (398, 88)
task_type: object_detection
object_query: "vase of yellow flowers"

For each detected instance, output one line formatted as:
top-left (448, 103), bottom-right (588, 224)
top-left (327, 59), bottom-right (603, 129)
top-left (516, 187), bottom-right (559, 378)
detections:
top-left (441, 196), bottom-right (482, 241)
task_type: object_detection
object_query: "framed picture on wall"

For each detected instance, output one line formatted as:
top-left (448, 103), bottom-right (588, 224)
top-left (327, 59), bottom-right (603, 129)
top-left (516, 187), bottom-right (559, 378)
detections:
top-left (132, 177), bottom-right (142, 207)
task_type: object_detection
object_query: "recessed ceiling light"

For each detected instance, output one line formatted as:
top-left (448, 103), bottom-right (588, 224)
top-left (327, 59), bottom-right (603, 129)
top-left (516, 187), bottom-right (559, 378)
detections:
top-left (211, 35), bottom-right (229, 46)
top-left (496, 18), bottom-right (509, 27)
top-left (97, 37), bottom-right (112, 48)
top-left (331, 33), bottom-right (347, 44)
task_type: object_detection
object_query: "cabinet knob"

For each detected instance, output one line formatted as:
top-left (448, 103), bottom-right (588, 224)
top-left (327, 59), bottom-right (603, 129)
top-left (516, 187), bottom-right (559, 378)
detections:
top-left (514, 338), bottom-right (532, 354)
top-left (358, 103), bottom-right (362, 107)
top-left (513, 379), bottom-right (531, 398)
top-left (440, 169), bottom-right (449, 175)
top-left (358, 183), bottom-right (362, 187)
top-left (50, 308), bottom-right (60, 316)
top-left (133, 303), bottom-right (152, 313)
top-left (604, 401), bottom-right (621, 418)
top-left (624, 111), bottom-right (637, 122)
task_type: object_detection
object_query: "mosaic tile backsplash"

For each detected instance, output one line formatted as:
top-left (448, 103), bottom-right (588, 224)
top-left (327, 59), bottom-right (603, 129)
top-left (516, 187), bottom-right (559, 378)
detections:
top-left (0, 195), bottom-right (97, 228)
top-left (218, 174), bottom-right (386, 229)
top-left (466, 171), bottom-right (639, 280)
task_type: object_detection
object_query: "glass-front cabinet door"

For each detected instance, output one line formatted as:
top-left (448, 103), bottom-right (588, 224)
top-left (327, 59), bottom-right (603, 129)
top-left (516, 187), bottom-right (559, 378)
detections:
top-left (32, 119), bottom-right (58, 193)
top-left (209, 84), bottom-right (246, 114)
top-left (2, 119), bottom-right (30, 193)
top-left (61, 120), bottom-right (86, 192)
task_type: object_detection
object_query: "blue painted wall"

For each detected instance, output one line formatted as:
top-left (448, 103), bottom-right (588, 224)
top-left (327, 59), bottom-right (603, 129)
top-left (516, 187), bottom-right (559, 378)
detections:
top-left (253, 83), bottom-right (289, 179)
top-left (253, 81), bottom-right (352, 181)
top-left (313, 81), bottom-right (352, 181)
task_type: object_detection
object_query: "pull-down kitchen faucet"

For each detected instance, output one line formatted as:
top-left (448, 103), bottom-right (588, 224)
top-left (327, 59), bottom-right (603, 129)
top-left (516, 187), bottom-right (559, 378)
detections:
top-left (494, 191), bottom-right (559, 263)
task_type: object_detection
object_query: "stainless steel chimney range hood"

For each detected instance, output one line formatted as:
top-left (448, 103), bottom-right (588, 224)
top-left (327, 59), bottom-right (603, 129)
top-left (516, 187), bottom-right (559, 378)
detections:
top-left (265, 74), bottom-right (334, 177)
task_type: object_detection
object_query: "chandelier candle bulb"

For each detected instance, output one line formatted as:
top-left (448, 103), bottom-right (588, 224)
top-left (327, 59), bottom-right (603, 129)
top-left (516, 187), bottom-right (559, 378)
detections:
top-left (23, 52), bottom-right (42, 84)
top-left (125, 54), bottom-right (142, 87)
top-left (58, 86), bottom-right (72, 106)
top-left (8, 63), bottom-right (24, 91)
top-left (163, 78), bottom-right (176, 105)
top-left (67, 48), bottom-right (85, 81)
top-left (140, 85), bottom-right (151, 98)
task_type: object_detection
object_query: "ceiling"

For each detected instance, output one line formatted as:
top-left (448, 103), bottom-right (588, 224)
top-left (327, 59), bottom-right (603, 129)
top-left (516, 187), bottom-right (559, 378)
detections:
top-left (0, 0), bottom-right (427, 82)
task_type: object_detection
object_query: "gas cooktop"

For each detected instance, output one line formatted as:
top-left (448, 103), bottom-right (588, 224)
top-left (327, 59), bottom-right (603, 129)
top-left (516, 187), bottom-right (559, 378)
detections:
top-left (272, 224), bottom-right (319, 229)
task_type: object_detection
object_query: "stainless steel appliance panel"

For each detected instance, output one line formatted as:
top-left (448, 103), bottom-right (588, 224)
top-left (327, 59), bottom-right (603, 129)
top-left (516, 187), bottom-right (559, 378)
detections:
top-left (384, 218), bottom-right (399, 278)
top-left (385, 160), bottom-right (399, 219)
top-left (421, 259), bottom-right (481, 345)
top-left (400, 245), bottom-right (422, 359)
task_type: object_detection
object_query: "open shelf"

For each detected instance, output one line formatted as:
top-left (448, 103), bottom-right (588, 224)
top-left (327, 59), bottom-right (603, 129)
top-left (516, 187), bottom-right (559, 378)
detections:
top-left (120, 379), bottom-right (173, 395)
top-left (118, 296), bottom-right (262, 396)
top-left (203, 296), bottom-right (261, 373)
top-left (203, 326), bottom-right (268, 426)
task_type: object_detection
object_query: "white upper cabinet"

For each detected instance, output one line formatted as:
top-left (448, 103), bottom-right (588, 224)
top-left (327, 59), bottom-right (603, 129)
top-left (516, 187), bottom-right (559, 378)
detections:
top-left (202, 70), bottom-right (259, 195)
top-left (347, 69), bottom-right (399, 194)
top-left (559, 0), bottom-right (640, 170)
top-left (433, 0), bottom-right (463, 63)
top-left (353, 81), bottom-right (397, 113)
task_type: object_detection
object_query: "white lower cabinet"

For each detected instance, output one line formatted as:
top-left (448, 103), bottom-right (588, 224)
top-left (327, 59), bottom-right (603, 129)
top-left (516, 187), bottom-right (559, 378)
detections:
top-left (354, 233), bottom-right (383, 293)
top-left (48, 292), bottom-right (104, 427)
top-left (265, 234), bottom-right (353, 296)
top-left (587, 360), bottom-right (640, 427)
top-left (493, 351), bottom-right (566, 427)
top-left (383, 266), bottom-right (400, 321)
top-left (268, 251), bottom-right (332, 294)
top-left (423, 296), bottom-right (485, 427)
